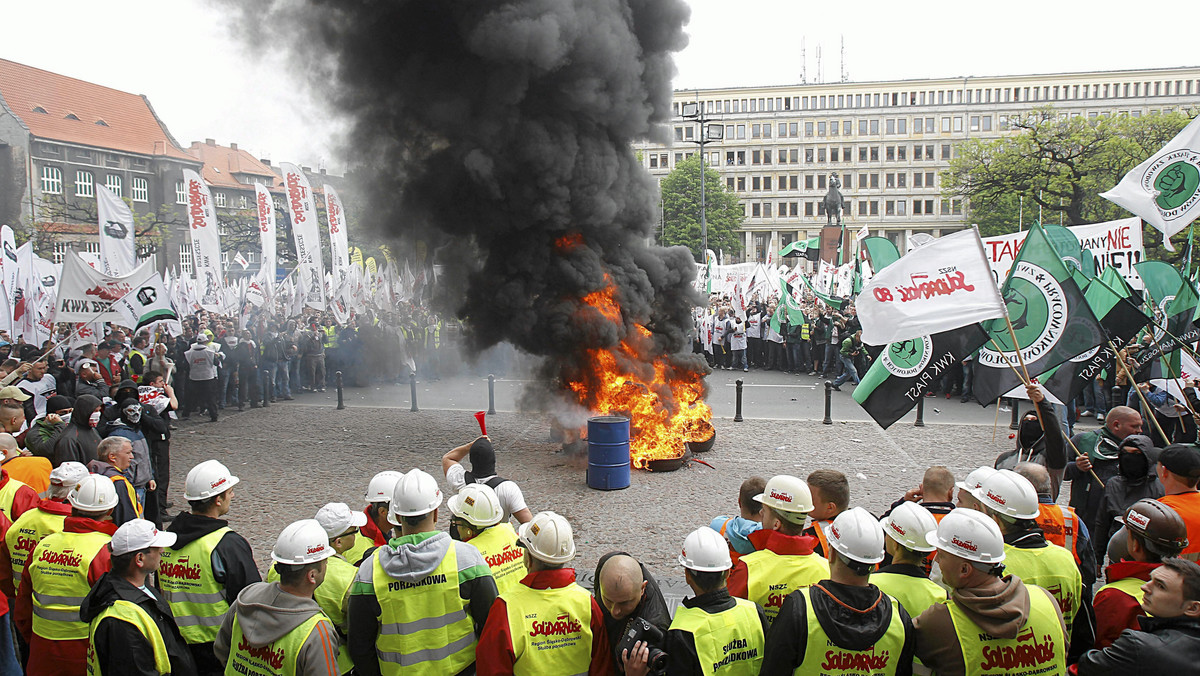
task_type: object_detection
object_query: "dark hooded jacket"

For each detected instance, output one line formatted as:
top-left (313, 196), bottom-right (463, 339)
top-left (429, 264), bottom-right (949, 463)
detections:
top-left (1093, 434), bottom-right (1164, 559)
top-left (593, 551), bottom-right (672, 667)
top-left (1077, 615), bottom-right (1200, 674)
top-left (80, 571), bottom-right (198, 676)
top-left (100, 398), bottom-right (153, 488)
top-left (51, 394), bottom-right (102, 467)
top-left (994, 400), bottom-right (1067, 495)
top-left (760, 580), bottom-right (916, 675)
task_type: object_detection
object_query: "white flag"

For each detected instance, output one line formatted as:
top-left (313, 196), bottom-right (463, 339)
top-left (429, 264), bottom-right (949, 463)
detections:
top-left (1, 225), bottom-right (16, 310)
top-left (110, 270), bottom-right (179, 332)
top-left (856, 223), bottom-right (869, 243)
top-left (325, 185), bottom-right (350, 288)
top-left (182, 169), bottom-right (223, 311)
top-left (254, 183), bottom-right (277, 298)
top-left (95, 184), bottom-right (136, 275)
top-left (55, 251), bottom-right (158, 323)
top-left (234, 252), bottom-right (249, 270)
top-left (857, 228), bottom-right (1006, 346)
top-left (1102, 115), bottom-right (1200, 250)
top-left (13, 242), bottom-right (41, 341)
top-left (281, 163), bottom-right (325, 309)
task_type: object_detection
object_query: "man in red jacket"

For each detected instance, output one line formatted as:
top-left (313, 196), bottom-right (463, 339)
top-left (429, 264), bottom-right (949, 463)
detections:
top-left (477, 511), bottom-right (612, 675)
top-left (1094, 498), bottom-right (1189, 648)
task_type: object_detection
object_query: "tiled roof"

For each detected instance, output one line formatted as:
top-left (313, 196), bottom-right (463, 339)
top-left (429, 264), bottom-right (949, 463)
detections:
top-left (41, 222), bottom-right (97, 235)
top-left (0, 58), bottom-right (195, 162)
top-left (186, 140), bottom-right (285, 191)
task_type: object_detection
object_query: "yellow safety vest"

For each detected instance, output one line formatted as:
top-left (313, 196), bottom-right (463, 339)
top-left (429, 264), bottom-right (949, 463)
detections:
top-left (341, 529), bottom-right (373, 566)
top-left (467, 523), bottom-right (525, 596)
top-left (0, 475), bottom-right (31, 520)
top-left (870, 572), bottom-right (947, 619)
top-left (947, 585), bottom-right (1066, 676)
top-left (741, 549), bottom-right (829, 625)
top-left (225, 611), bottom-right (326, 676)
top-left (796, 586), bottom-right (907, 676)
top-left (322, 326), bottom-right (338, 349)
top-left (87, 599), bottom-right (171, 676)
top-left (371, 544), bottom-right (476, 675)
top-left (267, 555), bottom-right (357, 673)
top-left (112, 473), bottom-right (144, 519)
top-left (129, 349), bottom-right (148, 383)
top-left (28, 530), bottom-right (112, 640)
top-left (1097, 576), bottom-right (1147, 606)
top-left (669, 598), bottom-right (764, 676)
top-left (6, 505), bottom-right (68, 592)
top-left (800, 324), bottom-right (811, 340)
top-left (501, 579), bottom-right (595, 676)
top-left (1002, 543), bottom-right (1082, 626)
top-left (159, 527), bottom-right (232, 644)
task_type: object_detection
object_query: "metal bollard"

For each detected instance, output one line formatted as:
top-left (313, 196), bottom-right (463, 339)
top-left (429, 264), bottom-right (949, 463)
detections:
top-left (487, 374), bottom-right (497, 416)
top-left (734, 379), bottom-right (744, 422)
top-left (823, 381), bottom-right (833, 425)
top-left (335, 371), bottom-right (344, 410)
top-left (409, 372), bottom-right (419, 412)
top-left (1009, 398), bottom-right (1020, 430)
top-left (914, 395), bottom-right (925, 427)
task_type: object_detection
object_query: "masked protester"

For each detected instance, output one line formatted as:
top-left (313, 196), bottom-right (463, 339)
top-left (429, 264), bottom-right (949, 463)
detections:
top-left (993, 384), bottom-right (1067, 498)
top-left (1092, 435), bottom-right (1164, 560)
top-left (52, 394), bottom-right (102, 467)
top-left (101, 398), bottom-right (156, 513)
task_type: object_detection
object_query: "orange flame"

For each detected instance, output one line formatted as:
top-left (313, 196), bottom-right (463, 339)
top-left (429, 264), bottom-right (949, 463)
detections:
top-left (565, 273), bottom-right (712, 469)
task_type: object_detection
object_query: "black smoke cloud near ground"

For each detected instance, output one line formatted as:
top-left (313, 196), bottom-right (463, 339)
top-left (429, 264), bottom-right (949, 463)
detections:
top-left (222, 0), bottom-right (708, 407)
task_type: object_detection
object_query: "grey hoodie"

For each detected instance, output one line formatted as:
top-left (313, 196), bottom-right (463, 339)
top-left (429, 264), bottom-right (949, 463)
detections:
top-left (215, 581), bottom-right (340, 676)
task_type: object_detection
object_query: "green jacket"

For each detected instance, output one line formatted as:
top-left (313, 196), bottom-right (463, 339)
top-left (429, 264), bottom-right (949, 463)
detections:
top-left (840, 337), bottom-right (862, 358)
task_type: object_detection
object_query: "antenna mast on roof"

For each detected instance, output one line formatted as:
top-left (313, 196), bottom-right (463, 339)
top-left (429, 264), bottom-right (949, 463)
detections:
top-left (815, 44), bottom-right (822, 84)
top-left (840, 35), bottom-right (848, 82)
top-left (800, 37), bottom-right (807, 84)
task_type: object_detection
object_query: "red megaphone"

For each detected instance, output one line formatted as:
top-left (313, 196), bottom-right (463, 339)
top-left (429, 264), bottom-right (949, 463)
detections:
top-left (475, 411), bottom-right (487, 437)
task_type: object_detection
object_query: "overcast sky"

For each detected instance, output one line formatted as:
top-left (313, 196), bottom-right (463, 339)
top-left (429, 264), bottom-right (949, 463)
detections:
top-left (2, 0), bottom-right (1194, 174)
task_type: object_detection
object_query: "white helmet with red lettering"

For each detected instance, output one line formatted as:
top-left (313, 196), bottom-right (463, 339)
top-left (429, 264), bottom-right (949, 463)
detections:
top-left (753, 475), bottom-right (814, 518)
top-left (931, 508), bottom-right (1006, 564)
top-left (972, 469), bottom-right (1040, 520)
top-left (828, 507), bottom-right (886, 565)
top-left (678, 527), bottom-right (732, 572)
top-left (183, 460), bottom-right (240, 501)
top-left (880, 501), bottom-right (939, 553)
top-left (272, 519), bottom-right (335, 565)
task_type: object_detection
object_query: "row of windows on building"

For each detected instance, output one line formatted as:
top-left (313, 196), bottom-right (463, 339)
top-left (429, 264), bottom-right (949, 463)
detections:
top-left (648, 143), bottom-right (956, 170)
top-left (726, 171), bottom-right (939, 193)
top-left (672, 77), bottom-right (1200, 116)
top-left (675, 115), bottom-right (997, 142)
top-left (743, 198), bottom-right (963, 219)
top-left (175, 243), bottom-right (257, 276)
top-left (39, 165), bottom-right (285, 211)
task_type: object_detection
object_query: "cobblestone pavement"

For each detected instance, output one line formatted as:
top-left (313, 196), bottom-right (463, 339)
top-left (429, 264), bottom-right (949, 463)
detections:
top-left (167, 399), bottom-right (1032, 597)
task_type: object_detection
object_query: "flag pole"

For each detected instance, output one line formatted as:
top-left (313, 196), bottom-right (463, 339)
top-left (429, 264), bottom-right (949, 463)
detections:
top-left (1108, 340), bottom-right (1173, 444)
top-left (1144, 328), bottom-right (1200, 419)
top-left (36, 269), bottom-right (163, 364)
top-left (992, 396), bottom-right (1002, 443)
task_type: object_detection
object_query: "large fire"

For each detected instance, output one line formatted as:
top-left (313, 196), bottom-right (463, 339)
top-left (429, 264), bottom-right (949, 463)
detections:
top-left (562, 271), bottom-right (713, 469)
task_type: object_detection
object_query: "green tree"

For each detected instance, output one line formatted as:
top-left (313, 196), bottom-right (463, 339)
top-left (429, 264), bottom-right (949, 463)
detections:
top-left (945, 108), bottom-right (1196, 259)
top-left (660, 154), bottom-right (744, 260)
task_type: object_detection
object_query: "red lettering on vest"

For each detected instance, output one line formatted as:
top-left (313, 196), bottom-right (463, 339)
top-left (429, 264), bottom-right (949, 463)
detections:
top-left (821, 647), bottom-right (891, 671)
top-left (485, 546), bottom-right (522, 568)
top-left (160, 557), bottom-right (203, 581)
top-left (979, 629), bottom-right (1056, 670)
top-left (238, 635), bottom-right (285, 670)
top-left (529, 613), bottom-right (582, 637)
top-left (15, 535), bottom-right (37, 554)
top-left (38, 547), bottom-right (82, 568)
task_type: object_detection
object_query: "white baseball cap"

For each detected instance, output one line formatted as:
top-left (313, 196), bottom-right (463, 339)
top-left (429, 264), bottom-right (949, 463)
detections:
top-left (315, 502), bottom-right (368, 538)
top-left (77, 359), bottom-right (100, 371)
top-left (111, 519), bottom-right (177, 556)
top-left (49, 461), bottom-right (89, 487)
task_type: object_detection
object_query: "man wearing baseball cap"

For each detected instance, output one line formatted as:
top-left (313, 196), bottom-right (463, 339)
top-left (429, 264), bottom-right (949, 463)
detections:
top-left (80, 519), bottom-right (196, 676)
top-left (1158, 444), bottom-right (1200, 562)
top-left (74, 360), bottom-right (108, 401)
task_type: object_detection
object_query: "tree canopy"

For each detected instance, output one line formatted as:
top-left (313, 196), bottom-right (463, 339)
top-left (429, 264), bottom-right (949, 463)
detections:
top-left (659, 154), bottom-right (744, 260)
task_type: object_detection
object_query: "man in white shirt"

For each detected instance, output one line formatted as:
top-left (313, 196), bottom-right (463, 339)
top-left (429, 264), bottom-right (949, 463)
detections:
top-left (712, 308), bottom-right (729, 370)
top-left (441, 436), bottom-right (532, 524)
top-left (730, 314), bottom-right (748, 372)
top-left (19, 359), bottom-right (57, 419)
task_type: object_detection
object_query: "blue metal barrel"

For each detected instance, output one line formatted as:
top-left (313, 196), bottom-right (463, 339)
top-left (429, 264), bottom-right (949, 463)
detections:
top-left (586, 416), bottom-right (631, 490)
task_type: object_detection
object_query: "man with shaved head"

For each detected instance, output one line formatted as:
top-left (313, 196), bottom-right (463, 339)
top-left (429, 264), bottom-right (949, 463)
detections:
top-left (883, 465), bottom-right (956, 522)
top-left (1016, 462), bottom-right (1096, 588)
top-left (1068, 405), bottom-right (1144, 531)
top-left (593, 552), bottom-right (669, 672)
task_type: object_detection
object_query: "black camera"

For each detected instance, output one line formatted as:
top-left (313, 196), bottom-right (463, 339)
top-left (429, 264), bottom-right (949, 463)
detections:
top-left (615, 617), bottom-right (667, 674)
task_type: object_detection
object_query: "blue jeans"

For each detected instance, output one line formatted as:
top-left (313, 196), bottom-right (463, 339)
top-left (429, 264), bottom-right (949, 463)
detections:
top-left (961, 361), bottom-right (974, 399)
top-left (218, 368), bottom-right (231, 407)
top-left (0, 612), bottom-right (22, 675)
top-left (832, 354), bottom-right (860, 386)
top-left (732, 349), bottom-right (747, 370)
top-left (276, 359), bottom-right (292, 398)
top-left (260, 361), bottom-right (277, 401)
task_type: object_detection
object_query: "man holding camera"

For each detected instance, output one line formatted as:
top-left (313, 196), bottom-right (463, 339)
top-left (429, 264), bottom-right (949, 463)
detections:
top-left (593, 552), bottom-right (670, 674)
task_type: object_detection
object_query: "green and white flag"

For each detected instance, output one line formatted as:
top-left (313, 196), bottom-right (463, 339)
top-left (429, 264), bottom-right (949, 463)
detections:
top-left (1102, 115), bottom-right (1200, 250)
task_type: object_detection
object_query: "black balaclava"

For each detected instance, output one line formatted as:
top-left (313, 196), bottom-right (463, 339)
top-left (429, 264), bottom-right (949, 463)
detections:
top-left (1118, 434), bottom-right (1157, 480)
top-left (1019, 414), bottom-right (1041, 449)
top-left (468, 437), bottom-right (497, 478)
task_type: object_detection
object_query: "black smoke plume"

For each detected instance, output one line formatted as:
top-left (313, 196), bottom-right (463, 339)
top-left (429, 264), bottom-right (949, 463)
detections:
top-left (224, 0), bottom-right (707, 413)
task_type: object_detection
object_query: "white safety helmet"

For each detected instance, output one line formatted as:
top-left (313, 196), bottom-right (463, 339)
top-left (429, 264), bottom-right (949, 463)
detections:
top-left (69, 474), bottom-right (118, 511)
top-left (271, 519), bottom-right (336, 565)
top-left (753, 475), bottom-right (815, 516)
top-left (880, 501), bottom-right (939, 553)
top-left (447, 484), bottom-right (504, 528)
top-left (388, 468), bottom-right (443, 522)
top-left (678, 526), bottom-right (732, 572)
top-left (931, 508), bottom-right (1006, 564)
top-left (972, 469), bottom-right (1040, 520)
top-left (184, 460), bottom-right (240, 501)
top-left (517, 511), bottom-right (576, 564)
top-left (364, 470), bottom-right (404, 504)
top-left (828, 506), bottom-right (886, 565)
top-left (955, 466), bottom-right (998, 493)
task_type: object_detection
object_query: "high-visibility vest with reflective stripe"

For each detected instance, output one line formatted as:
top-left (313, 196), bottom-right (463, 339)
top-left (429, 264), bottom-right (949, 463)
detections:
top-left (6, 505), bottom-right (68, 592)
top-left (1035, 504), bottom-right (1080, 565)
top-left (1002, 543), bottom-right (1082, 627)
top-left (1097, 575), bottom-right (1148, 606)
top-left (371, 544), bottom-right (476, 675)
top-left (669, 598), bottom-right (763, 676)
top-left (796, 587), bottom-right (907, 676)
top-left (87, 599), bottom-right (170, 675)
top-left (800, 324), bottom-right (810, 340)
top-left (159, 527), bottom-right (231, 644)
top-left (870, 572), bottom-right (947, 619)
top-left (947, 585), bottom-right (1066, 676)
top-left (467, 523), bottom-right (524, 596)
top-left (1160, 492), bottom-right (1200, 562)
top-left (740, 549), bottom-right (829, 626)
top-left (342, 530), bottom-right (373, 566)
top-left (501, 579), bottom-right (595, 676)
top-left (322, 326), bottom-right (338, 349)
top-left (812, 520), bottom-right (834, 561)
top-left (0, 476), bottom-right (30, 520)
top-left (267, 556), bottom-right (357, 673)
top-left (28, 530), bottom-right (111, 640)
top-left (225, 610), bottom-right (325, 676)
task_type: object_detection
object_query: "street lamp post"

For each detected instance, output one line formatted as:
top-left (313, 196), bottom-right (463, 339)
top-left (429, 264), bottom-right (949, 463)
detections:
top-left (680, 102), bottom-right (723, 263)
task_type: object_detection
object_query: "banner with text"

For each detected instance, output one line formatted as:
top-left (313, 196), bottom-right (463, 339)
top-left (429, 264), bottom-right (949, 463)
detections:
top-left (981, 218), bottom-right (1144, 289)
